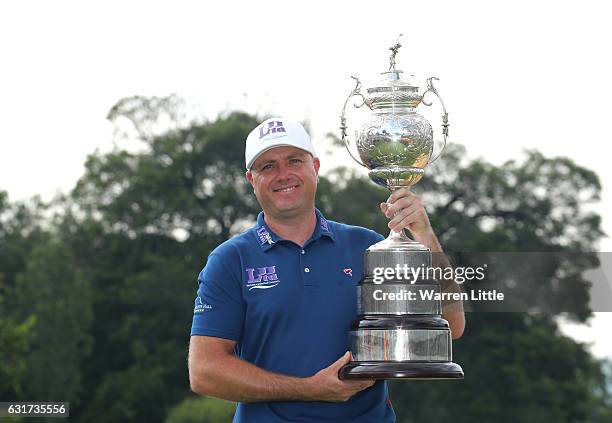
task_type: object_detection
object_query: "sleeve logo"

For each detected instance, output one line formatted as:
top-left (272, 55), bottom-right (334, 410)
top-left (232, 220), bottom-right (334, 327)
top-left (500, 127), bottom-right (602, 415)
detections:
top-left (194, 296), bottom-right (213, 314)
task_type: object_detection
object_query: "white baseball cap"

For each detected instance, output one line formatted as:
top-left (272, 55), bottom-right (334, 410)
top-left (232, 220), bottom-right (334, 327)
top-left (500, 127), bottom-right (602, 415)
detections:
top-left (245, 117), bottom-right (317, 169)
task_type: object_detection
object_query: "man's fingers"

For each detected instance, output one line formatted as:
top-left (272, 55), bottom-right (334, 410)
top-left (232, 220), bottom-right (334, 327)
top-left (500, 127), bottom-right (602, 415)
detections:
top-left (388, 205), bottom-right (419, 228)
top-left (344, 376), bottom-right (375, 389)
top-left (355, 379), bottom-right (376, 388)
top-left (387, 187), bottom-right (412, 204)
top-left (329, 351), bottom-right (351, 370)
top-left (395, 209), bottom-right (420, 230)
top-left (385, 196), bottom-right (421, 218)
top-left (349, 379), bottom-right (376, 393)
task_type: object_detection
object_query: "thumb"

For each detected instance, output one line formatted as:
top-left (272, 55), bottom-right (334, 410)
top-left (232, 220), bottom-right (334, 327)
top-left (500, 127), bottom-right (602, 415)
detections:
top-left (329, 351), bottom-right (351, 369)
top-left (380, 202), bottom-right (388, 212)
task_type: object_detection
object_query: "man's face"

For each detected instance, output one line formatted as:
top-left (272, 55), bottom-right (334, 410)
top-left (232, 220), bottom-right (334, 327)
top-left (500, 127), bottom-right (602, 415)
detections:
top-left (246, 146), bottom-right (320, 220)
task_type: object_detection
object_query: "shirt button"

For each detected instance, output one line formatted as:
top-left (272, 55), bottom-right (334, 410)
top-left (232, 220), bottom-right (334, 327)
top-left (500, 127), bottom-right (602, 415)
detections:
top-left (304, 267), bottom-right (310, 273)
top-left (301, 250), bottom-right (306, 255)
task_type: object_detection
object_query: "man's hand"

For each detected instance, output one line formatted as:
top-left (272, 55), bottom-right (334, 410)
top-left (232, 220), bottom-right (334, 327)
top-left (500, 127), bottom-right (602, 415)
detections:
top-left (306, 352), bottom-right (375, 402)
top-left (380, 188), bottom-right (434, 244)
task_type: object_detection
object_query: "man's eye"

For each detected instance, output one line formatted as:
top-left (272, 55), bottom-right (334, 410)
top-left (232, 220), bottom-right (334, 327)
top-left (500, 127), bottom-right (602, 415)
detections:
top-left (261, 164), bottom-right (273, 171)
top-left (289, 159), bottom-right (302, 164)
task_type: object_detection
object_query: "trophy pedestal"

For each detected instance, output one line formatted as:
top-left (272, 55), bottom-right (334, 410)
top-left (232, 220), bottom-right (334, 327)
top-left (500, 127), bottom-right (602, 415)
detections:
top-left (340, 245), bottom-right (463, 380)
top-left (340, 361), bottom-right (464, 380)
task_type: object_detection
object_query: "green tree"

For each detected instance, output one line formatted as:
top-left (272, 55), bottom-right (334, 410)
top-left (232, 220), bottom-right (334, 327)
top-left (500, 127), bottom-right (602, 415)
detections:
top-left (0, 192), bottom-right (46, 399)
top-left (165, 396), bottom-right (235, 423)
top-left (0, 292), bottom-right (35, 396)
top-left (11, 238), bottom-right (93, 404)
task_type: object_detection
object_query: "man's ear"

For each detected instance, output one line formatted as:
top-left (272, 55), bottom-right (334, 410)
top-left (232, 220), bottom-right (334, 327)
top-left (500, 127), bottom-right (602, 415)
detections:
top-left (313, 157), bottom-right (321, 175)
top-left (246, 170), bottom-right (254, 186)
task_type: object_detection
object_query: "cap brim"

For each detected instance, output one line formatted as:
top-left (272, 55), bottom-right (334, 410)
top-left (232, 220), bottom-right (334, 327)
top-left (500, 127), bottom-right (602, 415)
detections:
top-left (246, 144), bottom-right (315, 170)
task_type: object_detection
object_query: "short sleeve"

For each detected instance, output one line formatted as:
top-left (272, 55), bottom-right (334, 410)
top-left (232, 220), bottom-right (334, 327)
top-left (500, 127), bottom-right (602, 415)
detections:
top-left (190, 252), bottom-right (245, 341)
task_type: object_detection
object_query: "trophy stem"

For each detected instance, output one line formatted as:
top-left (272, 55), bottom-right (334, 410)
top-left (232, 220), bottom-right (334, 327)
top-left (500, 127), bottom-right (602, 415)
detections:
top-left (388, 228), bottom-right (412, 243)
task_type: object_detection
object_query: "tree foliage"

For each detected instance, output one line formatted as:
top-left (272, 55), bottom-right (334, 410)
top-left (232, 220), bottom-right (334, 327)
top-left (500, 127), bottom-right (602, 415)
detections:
top-left (165, 397), bottom-right (235, 423)
top-left (1, 193), bottom-right (47, 397)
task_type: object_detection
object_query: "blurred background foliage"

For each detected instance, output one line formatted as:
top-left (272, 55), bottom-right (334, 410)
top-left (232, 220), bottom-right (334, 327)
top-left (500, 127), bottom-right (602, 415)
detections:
top-left (1, 96), bottom-right (611, 422)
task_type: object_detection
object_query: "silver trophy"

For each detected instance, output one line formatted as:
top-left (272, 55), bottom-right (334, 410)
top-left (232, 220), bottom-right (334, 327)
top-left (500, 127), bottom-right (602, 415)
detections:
top-left (339, 36), bottom-right (463, 379)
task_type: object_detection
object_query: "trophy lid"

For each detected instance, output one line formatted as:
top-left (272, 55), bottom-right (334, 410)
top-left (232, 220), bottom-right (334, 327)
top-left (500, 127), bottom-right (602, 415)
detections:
top-left (365, 36), bottom-right (422, 109)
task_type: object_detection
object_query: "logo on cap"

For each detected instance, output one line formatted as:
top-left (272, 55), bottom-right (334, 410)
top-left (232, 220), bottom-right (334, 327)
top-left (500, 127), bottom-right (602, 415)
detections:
top-left (259, 121), bottom-right (286, 139)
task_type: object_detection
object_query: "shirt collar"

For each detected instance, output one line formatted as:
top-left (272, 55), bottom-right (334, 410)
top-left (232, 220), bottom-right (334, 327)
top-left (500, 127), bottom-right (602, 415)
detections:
top-left (254, 208), bottom-right (335, 251)
top-left (254, 213), bottom-right (280, 251)
top-left (311, 208), bottom-right (336, 244)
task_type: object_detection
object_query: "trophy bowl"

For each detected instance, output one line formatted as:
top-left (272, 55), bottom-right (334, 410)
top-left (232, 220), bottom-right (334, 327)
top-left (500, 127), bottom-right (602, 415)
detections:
top-left (358, 111), bottom-right (433, 190)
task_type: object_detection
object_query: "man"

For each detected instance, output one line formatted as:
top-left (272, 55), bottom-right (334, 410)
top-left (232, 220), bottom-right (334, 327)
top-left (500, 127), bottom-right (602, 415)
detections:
top-left (189, 117), bottom-right (465, 422)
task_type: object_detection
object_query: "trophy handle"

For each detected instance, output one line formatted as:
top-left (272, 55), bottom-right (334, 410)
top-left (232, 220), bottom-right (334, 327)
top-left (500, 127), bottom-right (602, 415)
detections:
top-left (340, 76), bottom-right (371, 168)
top-left (421, 77), bottom-right (449, 163)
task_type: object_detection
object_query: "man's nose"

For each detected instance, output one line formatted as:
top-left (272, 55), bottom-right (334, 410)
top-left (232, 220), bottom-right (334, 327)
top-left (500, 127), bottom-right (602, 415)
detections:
top-left (276, 163), bottom-right (291, 179)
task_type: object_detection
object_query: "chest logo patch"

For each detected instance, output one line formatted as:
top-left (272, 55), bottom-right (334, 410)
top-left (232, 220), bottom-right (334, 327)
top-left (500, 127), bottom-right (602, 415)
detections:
top-left (343, 268), bottom-right (353, 276)
top-left (245, 266), bottom-right (280, 290)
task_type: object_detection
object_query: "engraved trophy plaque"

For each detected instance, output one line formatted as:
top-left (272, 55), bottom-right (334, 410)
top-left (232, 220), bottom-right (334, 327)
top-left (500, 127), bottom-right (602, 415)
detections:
top-left (339, 37), bottom-right (463, 379)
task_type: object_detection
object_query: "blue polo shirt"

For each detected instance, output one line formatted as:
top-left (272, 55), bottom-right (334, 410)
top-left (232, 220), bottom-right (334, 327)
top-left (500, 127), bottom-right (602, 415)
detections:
top-left (191, 209), bottom-right (396, 423)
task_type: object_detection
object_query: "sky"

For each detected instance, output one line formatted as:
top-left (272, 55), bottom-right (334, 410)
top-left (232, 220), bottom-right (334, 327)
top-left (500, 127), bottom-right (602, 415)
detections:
top-left (1, 1), bottom-right (611, 358)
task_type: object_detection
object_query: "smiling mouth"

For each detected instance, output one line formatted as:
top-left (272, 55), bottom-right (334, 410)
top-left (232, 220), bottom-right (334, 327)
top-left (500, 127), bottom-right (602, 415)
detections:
top-left (273, 185), bottom-right (299, 193)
